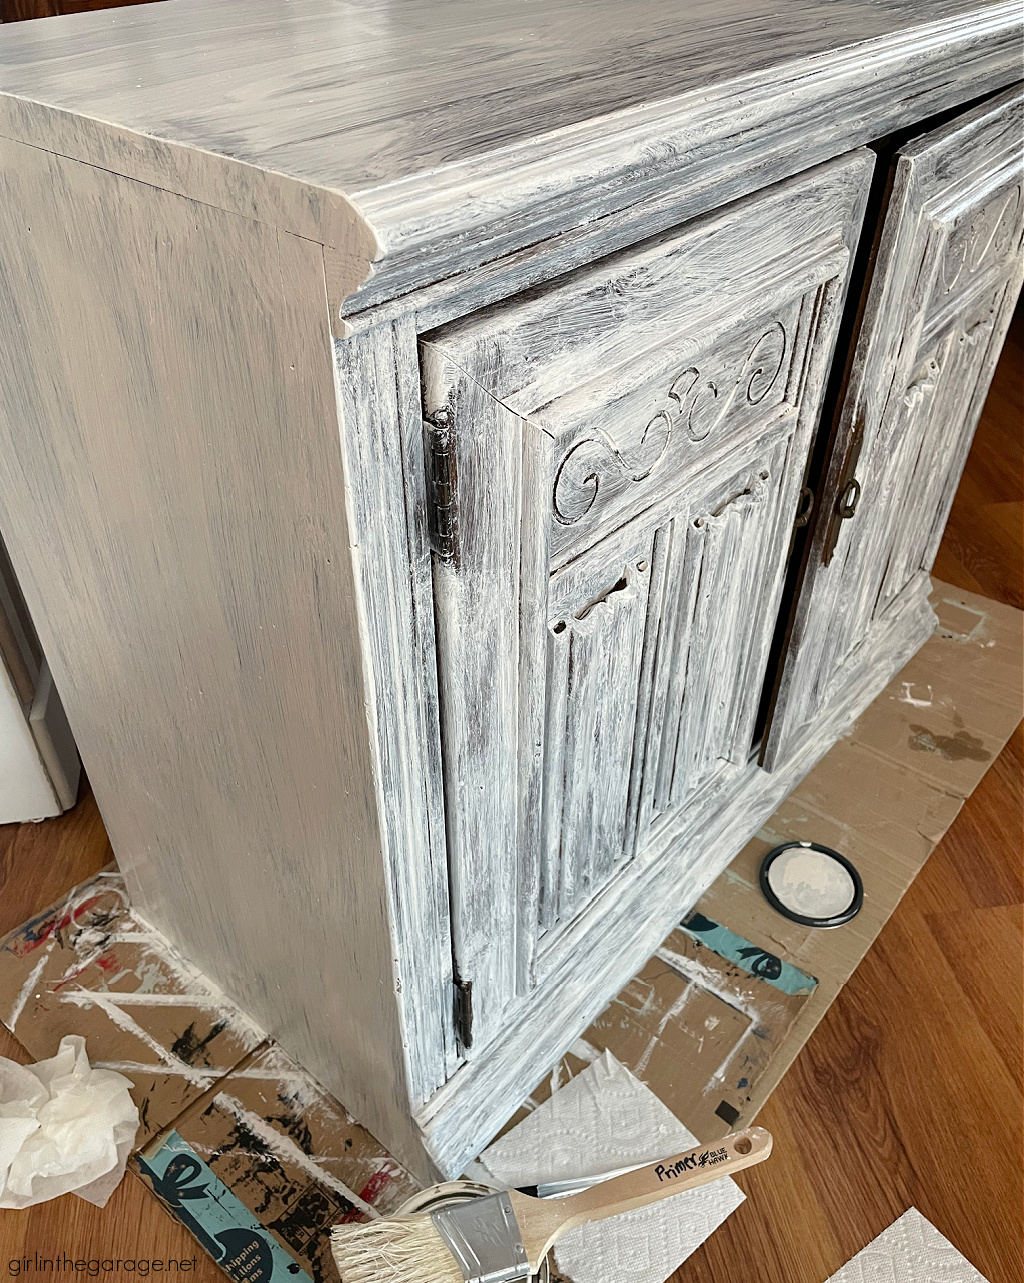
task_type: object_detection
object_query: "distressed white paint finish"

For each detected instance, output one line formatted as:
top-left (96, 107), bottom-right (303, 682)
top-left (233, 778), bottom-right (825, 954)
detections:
top-left (419, 574), bottom-right (937, 1177)
top-left (0, 0), bottom-right (1018, 1185)
top-left (0, 138), bottom-right (435, 1179)
top-left (421, 151), bottom-right (871, 1058)
top-left (0, 0), bottom-right (1020, 318)
top-left (541, 523), bottom-right (660, 931)
top-left (765, 84), bottom-right (1024, 768)
top-left (330, 320), bottom-right (457, 1102)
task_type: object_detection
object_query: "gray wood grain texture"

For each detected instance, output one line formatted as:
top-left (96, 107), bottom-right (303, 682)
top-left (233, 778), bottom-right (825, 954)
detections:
top-left (0, 0), bottom-right (1019, 316)
top-left (419, 573), bottom-right (937, 1176)
top-left (330, 320), bottom-right (458, 1108)
top-left (765, 83), bottom-right (1024, 768)
top-left (419, 150), bottom-right (871, 1076)
top-left (0, 0), bottom-right (1019, 1183)
top-left (0, 137), bottom-right (435, 1178)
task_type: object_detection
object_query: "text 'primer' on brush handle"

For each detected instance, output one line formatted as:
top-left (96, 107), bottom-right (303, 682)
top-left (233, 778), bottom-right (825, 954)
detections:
top-left (510, 1126), bottom-right (773, 1269)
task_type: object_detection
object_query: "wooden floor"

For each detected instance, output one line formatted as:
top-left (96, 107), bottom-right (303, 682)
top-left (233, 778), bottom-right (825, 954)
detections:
top-left (0, 309), bottom-right (1020, 1280)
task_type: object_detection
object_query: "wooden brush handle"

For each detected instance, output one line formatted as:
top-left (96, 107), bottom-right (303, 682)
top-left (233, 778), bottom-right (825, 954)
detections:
top-left (511, 1126), bottom-right (772, 1268)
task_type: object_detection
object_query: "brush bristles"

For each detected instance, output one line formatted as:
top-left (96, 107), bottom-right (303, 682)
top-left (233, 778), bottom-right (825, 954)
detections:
top-left (331, 1213), bottom-right (464, 1283)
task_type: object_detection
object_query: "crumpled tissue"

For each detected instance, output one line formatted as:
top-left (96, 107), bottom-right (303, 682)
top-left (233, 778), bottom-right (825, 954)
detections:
top-left (0, 1034), bottom-right (139, 1209)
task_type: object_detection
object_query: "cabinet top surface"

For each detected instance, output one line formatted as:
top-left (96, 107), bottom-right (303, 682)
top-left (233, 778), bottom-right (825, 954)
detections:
top-left (0, 0), bottom-right (1010, 190)
top-left (1, 0), bottom-right (1019, 314)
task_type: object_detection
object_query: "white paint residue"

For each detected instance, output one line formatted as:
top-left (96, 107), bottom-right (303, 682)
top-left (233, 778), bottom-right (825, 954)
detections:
top-left (61, 991), bottom-right (232, 1007)
top-left (58, 990), bottom-right (217, 1087)
top-left (231, 1046), bottom-right (329, 1112)
top-left (115, 907), bottom-right (266, 1051)
top-left (654, 947), bottom-right (761, 1026)
top-left (766, 848), bottom-right (856, 919)
top-left (567, 1038), bottom-right (602, 1064)
top-left (826, 1207), bottom-right (987, 1281)
top-left (475, 1052), bottom-right (743, 1283)
top-left (8, 874), bottom-right (262, 1066)
top-left (7, 945), bottom-right (53, 1031)
top-left (90, 1061), bottom-right (222, 1082)
top-left (898, 682), bottom-right (934, 708)
top-left (53, 941), bottom-right (110, 988)
top-left (214, 1093), bottom-right (380, 1219)
top-left (650, 949), bottom-right (757, 1094)
top-left (634, 983), bottom-right (695, 1079)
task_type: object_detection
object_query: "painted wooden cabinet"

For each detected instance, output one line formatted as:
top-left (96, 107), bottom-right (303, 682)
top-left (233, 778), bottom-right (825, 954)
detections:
top-left (767, 91), bottom-right (1024, 767)
top-left (421, 153), bottom-right (869, 1056)
top-left (0, 0), bottom-right (1020, 1182)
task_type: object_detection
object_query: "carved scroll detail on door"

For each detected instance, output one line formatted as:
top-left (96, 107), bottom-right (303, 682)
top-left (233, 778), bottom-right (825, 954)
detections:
top-left (940, 183), bottom-right (1023, 294)
top-left (552, 410), bottom-right (673, 525)
top-left (551, 322), bottom-right (788, 525)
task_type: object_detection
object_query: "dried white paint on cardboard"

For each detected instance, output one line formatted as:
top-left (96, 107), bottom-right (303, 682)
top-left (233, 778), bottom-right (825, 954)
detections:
top-left (827, 1207), bottom-right (989, 1282)
top-left (474, 1051), bottom-right (744, 1283)
top-left (765, 847), bottom-right (856, 918)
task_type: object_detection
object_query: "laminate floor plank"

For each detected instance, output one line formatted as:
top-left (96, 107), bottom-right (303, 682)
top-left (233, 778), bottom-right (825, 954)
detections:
top-left (925, 728), bottom-right (1023, 913)
top-left (2, 1171), bottom-right (213, 1280)
top-left (0, 787), bottom-right (112, 937)
top-left (924, 903), bottom-right (1023, 1088)
top-left (677, 726), bottom-right (1023, 1283)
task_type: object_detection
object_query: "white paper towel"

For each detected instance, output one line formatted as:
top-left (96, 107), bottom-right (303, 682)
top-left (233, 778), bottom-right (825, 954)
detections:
top-left (472, 1051), bottom-right (745, 1283)
top-left (826, 1208), bottom-right (990, 1283)
top-left (0, 1034), bottom-right (139, 1209)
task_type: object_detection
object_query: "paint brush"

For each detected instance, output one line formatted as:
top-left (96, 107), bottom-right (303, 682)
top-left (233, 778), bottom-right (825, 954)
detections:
top-left (331, 1125), bottom-right (772, 1283)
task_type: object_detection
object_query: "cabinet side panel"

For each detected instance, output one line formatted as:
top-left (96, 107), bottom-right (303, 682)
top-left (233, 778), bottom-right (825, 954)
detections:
top-left (0, 138), bottom-right (423, 1169)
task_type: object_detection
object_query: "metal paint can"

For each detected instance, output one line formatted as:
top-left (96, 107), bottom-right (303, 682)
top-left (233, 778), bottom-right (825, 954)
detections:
top-left (394, 1181), bottom-right (553, 1282)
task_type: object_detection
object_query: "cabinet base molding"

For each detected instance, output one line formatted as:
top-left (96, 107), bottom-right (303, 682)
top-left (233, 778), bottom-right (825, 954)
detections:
top-left (417, 577), bottom-right (936, 1177)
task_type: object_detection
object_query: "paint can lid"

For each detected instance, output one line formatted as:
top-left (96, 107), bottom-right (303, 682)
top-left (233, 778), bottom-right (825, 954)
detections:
top-left (758, 841), bottom-right (863, 928)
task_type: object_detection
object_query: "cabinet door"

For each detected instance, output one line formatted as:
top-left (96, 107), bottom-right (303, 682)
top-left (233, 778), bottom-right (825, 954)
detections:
top-left (421, 151), bottom-right (872, 1054)
top-left (765, 86), bottom-right (1024, 767)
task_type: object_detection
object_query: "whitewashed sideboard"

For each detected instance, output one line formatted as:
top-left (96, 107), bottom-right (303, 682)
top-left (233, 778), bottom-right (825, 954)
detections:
top-left (0, 0), bottom-right (1020, 1181)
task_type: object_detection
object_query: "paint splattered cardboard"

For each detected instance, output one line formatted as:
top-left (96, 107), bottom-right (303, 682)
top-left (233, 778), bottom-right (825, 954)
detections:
top-left (0, 874), bottom-right (422, 1283)
top-left (498, 911), bottom-right (817, 1142)
top-left (132, 1042), bottom-right (420, 1283)
top-left (0, 868), bottom-right (264, 1140)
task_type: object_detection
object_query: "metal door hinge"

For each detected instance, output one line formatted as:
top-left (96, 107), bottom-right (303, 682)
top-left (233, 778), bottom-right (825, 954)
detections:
top-left (425, 408), bottom-right (459, 567)
top-left (453, 976), bottom-right (473, 1051)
